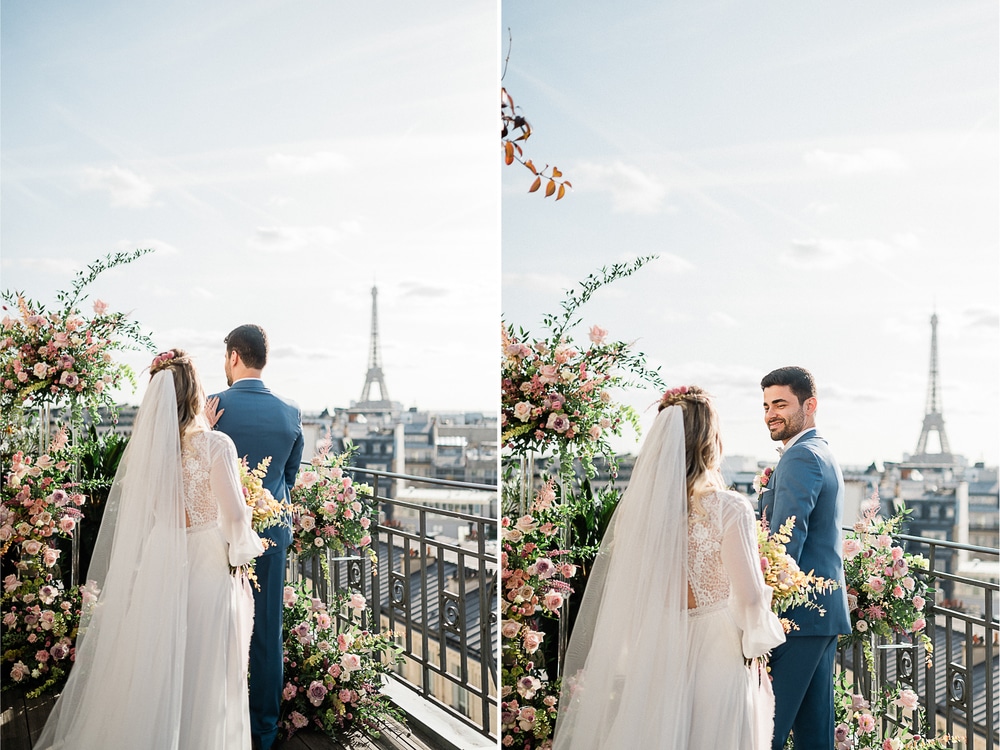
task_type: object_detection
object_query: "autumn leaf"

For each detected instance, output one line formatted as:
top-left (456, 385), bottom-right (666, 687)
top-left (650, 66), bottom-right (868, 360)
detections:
top-left (544, 180), bottom-right (556, 198)
top-left (529, 176), bottom-right (542, 193)
top-left (557, 184), bottom-right (566, 201)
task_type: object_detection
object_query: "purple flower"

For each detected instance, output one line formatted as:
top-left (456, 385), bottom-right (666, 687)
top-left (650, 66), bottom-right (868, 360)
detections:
top-left (307, 680), bottom-right (328, 707)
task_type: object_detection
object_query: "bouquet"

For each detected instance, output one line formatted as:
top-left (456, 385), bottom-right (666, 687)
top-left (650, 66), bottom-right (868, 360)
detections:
top-left (233, 456), bottom-right (288, 582)
top-left (289, 447), bottom-right (376, 573)
top-left (841, 492), bottom-right (933, 667)
top-left (279, 580), bottom-right (403, 740)
top-left (757, 515), bottom-right (838, 633)
top-left (238, 455), bottom-right (287, 533)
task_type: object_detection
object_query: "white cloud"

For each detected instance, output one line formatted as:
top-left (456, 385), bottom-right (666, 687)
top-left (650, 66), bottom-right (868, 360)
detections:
top-left (963, 308), bottom-right (1000, 329)
top-left (785, 237), bottom-right (901, 269)
top-left (574, 160), bottom-right (668, 214)
top-left (7, 257), bottom-right (80, 276)
top-left (804, 148), bottom-right (906, 176)
top-left (267, 151), bottom-right (350, 174)
top-left (804, 201), bottom-right (839, 216)
top-left (249, 225), bottom-right (344, 253)
top-left (113, 238), bottom-right (181, 256)
top-left (81, 166), bottom-right (155, 208)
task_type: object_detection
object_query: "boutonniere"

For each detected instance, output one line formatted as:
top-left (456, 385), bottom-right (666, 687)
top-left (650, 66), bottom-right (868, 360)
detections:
top-left (753, 466), bottom-right (774, 495)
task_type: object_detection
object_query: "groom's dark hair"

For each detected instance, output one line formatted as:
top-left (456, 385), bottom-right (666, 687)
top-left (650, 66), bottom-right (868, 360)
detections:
top-left (225, 324), bottom-right (269, 370)
top-left (761, 366), bottom-right (816, 405)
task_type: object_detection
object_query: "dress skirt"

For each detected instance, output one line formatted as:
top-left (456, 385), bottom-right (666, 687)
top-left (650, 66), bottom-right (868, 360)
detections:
top-left (686, 601), bottom-right (774, 750)
top-left (182, 522), bottom-right (255, 750)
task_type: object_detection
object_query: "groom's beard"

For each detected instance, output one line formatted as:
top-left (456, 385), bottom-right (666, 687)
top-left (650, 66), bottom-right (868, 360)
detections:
top-left (768, 410), bottom-right (805, 441)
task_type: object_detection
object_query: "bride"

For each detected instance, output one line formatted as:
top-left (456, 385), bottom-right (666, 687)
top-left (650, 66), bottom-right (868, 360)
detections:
top-left (35, 349), bottom-right (265, 749)
top-left (552, 386), bottom-right (786, 750)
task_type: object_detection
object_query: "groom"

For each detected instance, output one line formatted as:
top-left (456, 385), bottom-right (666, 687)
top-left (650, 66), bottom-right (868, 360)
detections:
top-left (759, 366), bottom-right (850, 750)
top-left (209, 324), bottom-right (304, 750)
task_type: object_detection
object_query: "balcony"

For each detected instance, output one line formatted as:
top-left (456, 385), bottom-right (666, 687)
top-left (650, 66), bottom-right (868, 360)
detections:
top-left (2, 469), bottom-right (498, 750)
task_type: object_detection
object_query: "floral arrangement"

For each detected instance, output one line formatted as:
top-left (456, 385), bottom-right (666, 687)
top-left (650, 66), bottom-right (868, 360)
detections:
top-left (840, 492), bottom-right (933, 668)
top-left (279, 580), bottom-right (403, 740)
top-left (289, 446), bottom-right (376, 573)
top-left (757, 515), bottom-right (838, 633)
top-left (0, 249), bottom-right (155, 418)
top-left (1, 435), bottom-right (85, 573)
top-left (1, 569), bottom-right (82, 698)
top-left (501, 258), bottom-right (664, 479)
top-left (834, 672), bottom-right (959, 750)
top-left (501, 479), bottom-right (578, 749)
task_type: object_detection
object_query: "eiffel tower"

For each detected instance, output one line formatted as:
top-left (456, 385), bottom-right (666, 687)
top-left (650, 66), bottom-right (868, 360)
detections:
top-left (357, 285), bottom-right (394, 411)
top-left (912, 312), bottom-right (953, 464)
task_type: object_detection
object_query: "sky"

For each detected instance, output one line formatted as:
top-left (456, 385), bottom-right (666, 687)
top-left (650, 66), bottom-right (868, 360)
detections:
top-left (1, 0), bottom-right (499, 414)
top-left (502, 1), bottom-right (999, 468)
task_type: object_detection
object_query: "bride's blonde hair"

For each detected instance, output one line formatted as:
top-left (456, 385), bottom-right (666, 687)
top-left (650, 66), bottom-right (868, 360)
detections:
top-left (150, 348), bottom-right (204, 436)
top-left (658, 385), bottom-right (727, 517)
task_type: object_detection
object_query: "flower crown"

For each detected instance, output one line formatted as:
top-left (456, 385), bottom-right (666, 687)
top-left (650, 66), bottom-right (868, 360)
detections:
top-left (150, 350), bottom-right (176, 372)
top-left (659, 386), bottom-right (692, 410)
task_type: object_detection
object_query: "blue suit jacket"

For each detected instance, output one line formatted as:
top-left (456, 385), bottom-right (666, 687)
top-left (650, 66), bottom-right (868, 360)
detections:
top-left (760, 429), bottom-right (851, 636)
top-left (211, 379), bottom-right (304, 555)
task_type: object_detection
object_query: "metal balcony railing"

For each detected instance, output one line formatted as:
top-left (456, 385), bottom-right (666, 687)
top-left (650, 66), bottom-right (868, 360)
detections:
top-left (836, 535), bottom-right (998, 750)
top-left (290, 468), bottom-right (498, 744)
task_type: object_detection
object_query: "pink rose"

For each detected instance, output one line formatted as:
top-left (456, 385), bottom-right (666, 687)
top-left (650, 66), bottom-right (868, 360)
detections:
top-left (843, 538), bottom-right (862, 559)
top-left (514, 515), bottom-right (538, 534)
top-left (542, 590), bottom-right (564, 612)
top-left (545, 413), bottom-right (570, 433)
top-left (893, 688), bottom-right (918, 711)
top-left (501, 620), bottom-right (521, 639)
top-left (306, 680), bottom-right (328, 706)
top-left (327, 664), bottom-right (342, 679)
top-left (513, 401), bottom-right (533, 422)
top-left (22, 540), bottom-right (42, 556)
top-left (290, 711), bottom-right (309, 729)
top-left (892, 585), bottom-right (904, 598)
top-left (538, 365), bottom-right (559, 384)
top-left (93, 299), bottom-right (109, 315)
top-left (315, 613), bottom-right (332, 629)
top-left (867, 576), bottom-right (885, 594)
top-left (59, 517), bottom-right (76, 533)
top-left (358, 534), bottom-right (371, 546)
top-left (517, 675), bottom-right (541, 700)
top-left (588, 425), bottom-right (601, 440)
top-left (588, 325), bottom-right (608, 344)
top-left (10, 662), bottom-right (28, 682)
top-left (857, 713), bottom-right (875, 734)
top-left (340, 653), bottom-right (361, 672)
top-left (349, 593), bottom-right (366, 611)
top-left (522, 629), bottom-right (545, 654)
top-left (33, 362), bottom-right (49, 378)
top-left (283, 586), bottom-right (298, 606)
top-left (283, 682), bottom-right (298, 700)
top-left (297, 471), bottom-right (319, 489)
top-left (339, 688), bottom-right (354, 703)
top-left (912, 595), bottom-right (925, 610)
top-left (911, 617), bottom-right (926, 632)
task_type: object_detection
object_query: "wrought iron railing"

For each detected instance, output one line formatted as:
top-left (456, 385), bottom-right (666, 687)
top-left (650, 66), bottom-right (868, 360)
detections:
top-left (836, 535), bottom-right (998, 749)
top-left (290, 468), bottom-right (498, 741)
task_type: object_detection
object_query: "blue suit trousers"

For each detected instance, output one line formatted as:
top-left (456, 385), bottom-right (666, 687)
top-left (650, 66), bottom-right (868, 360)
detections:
top-left (770, 635), bottom-right (838, 750)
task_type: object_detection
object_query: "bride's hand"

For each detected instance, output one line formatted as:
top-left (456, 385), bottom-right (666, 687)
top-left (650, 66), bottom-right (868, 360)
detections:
top-left (205, 396), bottom-right (224, 428)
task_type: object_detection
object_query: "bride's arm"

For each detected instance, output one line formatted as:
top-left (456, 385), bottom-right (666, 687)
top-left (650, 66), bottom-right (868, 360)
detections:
top-left (209, 434), bottom-right (266, 566)
top-left (720, 496), bottom-right (786, 658)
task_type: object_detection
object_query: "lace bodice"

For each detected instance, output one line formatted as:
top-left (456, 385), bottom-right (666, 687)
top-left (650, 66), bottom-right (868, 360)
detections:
top-left (687, 490), bottom-right (763, 609)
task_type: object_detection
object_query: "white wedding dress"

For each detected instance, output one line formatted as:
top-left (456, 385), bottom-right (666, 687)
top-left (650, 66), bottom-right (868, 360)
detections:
top-left (35, 372), bottom-right (263, 750)
top-left (686, 489), bottom-right (786, 749)
top-left (552, 406), bottom-right (785, 750)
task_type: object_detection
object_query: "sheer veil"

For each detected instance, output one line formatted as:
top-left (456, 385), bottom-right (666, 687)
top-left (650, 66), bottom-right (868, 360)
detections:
top-left (552, 405), bottom-right (691, 750)
top-left (36, 370), bottom-right (190, 750)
